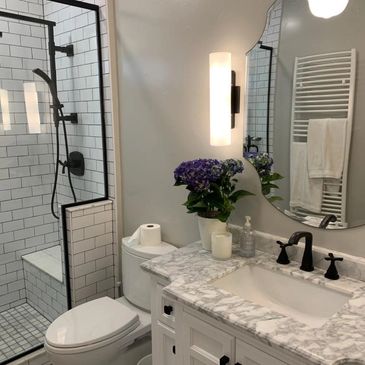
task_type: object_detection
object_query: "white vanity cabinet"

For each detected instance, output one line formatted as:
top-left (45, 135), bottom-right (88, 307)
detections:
top-left (151, 278), bottom-right (178, 365)
top-left (150, 277), bottom-right (312, 365)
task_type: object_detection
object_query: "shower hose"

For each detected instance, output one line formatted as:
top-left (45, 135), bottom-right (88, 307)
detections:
top-left (51, 107), bottom-right (77, 220)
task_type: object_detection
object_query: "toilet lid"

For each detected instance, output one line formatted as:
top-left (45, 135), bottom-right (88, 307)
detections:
top-left (46, 297), bottom-right (140, 348)
top-left (122, 237), bottom-right (177, 260)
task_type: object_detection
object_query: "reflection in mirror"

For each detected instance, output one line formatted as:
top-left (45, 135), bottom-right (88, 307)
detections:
top-left (245, 0), bottom-right (364, 230)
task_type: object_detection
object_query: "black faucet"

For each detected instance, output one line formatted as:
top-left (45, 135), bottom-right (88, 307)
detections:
top-left (319, 215), bottom-right (337, 229)
top-left (288, 231), bottom-right (314, 272)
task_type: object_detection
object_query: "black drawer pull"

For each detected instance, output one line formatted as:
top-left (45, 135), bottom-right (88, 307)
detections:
top-left (235, 363), bottom-right (242, 365)
top-left (220, 355), bottom-right (230, 365)
top-left (172, 345), bottom-right (176, 354)
top-left (163, 305), bottom-right (173, 315)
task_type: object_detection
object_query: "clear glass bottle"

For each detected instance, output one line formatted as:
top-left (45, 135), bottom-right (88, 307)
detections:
top-left (239, 216), bottom-right (255, 258)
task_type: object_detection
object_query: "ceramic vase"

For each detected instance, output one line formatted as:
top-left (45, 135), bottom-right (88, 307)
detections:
top-left (197, 215), bottom-right (227, 251)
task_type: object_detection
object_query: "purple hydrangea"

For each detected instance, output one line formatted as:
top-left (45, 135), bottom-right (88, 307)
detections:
top-left (222, 159), bottom-right (244, 177)
top-left (174, 159), bottom-right (222, 192)
top-left (174, 158), bottom-right (244, 192)
top-left (174, 158), bottom-right (251, 221)
top-left (244, 152), bottom-right (273, 178)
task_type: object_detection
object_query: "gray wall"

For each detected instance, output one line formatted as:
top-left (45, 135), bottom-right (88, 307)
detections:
top-left (115, 0), bottom-right (272, 246)
top-left (273, 0), bottom-right (365, 225)
top-left (115, 0), bottom-right (365, 258)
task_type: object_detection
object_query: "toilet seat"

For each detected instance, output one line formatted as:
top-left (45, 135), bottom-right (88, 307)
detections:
top-left (45, 297), bottom-right (151, 356)
top-left (45, 297), bottom-right (140, 350)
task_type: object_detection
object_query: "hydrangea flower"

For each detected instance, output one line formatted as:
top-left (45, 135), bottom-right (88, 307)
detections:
top-left (244, 152), bottom-right (273, 178)
top-left (244, 152), bottom-right (283, 203)
top-left (174, 158), bottom-right (252, 222)
top-left (174, 159), bottom-right (223, 192)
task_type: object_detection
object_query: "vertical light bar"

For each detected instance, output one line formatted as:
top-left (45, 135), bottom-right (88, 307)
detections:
top-left (24, 82), bottom-right (41, 134)
top-left (0, 89), bottom-right (11, 131)
top-left (210, 52), bottom-right (232, 146)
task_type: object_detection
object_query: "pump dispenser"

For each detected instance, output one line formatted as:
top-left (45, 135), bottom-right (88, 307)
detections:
top-left (239, 216), bottom-right (255, 258)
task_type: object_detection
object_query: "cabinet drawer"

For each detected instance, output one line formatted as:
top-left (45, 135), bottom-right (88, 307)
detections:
top-left (182, 311), bottom-right (234, 365)
top-left (236, 338), bottom-right (288, 365)
top-left (156, 283), bottom-right (176, 328)
top-left (153, 322), bottom-right (177, 365)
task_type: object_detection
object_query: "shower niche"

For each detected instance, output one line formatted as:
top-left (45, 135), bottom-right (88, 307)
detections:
top-left (0, 0), bottom-right (108, 363)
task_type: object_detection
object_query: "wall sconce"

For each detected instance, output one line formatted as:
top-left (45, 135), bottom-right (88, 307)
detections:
top-left (0, 89), bottom-right (10, 131)
top-left (307, 0), bottom-right (349, 19)
top-left (209, 52), bottom-right (240, 146)
top-left (24, 82), bottom-right (41, 134)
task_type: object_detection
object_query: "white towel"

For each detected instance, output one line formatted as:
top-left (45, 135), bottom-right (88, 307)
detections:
top-left (290, 143), bottom-right (323, 213)
top-left (307, 118), bottom-right (347, 179)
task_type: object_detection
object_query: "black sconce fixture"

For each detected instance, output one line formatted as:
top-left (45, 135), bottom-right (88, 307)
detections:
top-left (210, 52), bottom-right (241, 146)
top-left (231, 70), bottom-right (240, 129)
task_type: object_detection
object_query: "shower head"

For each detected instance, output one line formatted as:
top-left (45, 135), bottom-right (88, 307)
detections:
top-left (32, 68), bottom-right (62, 109)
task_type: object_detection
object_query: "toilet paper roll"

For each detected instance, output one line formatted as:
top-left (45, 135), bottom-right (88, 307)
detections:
top-left (140, 224), bottom-right (161, 246)
top-left (128, 224), bottom-right (162, 246)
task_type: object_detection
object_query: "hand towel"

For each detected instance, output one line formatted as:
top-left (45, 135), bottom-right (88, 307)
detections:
top-left (290, 142), bottom-right (323, 213)
top-left (307, 118), bottom-right (347, 179)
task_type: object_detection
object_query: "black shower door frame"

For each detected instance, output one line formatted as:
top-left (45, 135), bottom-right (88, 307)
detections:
top-left (0, 1), bottom-right (108, 363)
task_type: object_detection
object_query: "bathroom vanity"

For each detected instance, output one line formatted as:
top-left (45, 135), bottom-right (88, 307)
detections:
top-left (142, 236), bottom-right (365, 365)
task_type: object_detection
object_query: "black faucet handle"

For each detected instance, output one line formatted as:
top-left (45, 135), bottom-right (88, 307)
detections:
top-left (276, 241), bottom-right (293, 248)
top-left (325, 253), bottom-right (343, 262)
top-left (324, 253), bottom-right (343, 280)
top-left (276, 241), bottom-right (293, 265)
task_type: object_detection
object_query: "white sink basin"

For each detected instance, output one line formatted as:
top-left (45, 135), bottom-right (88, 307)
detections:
top-left (212, 265), bottom-right (350, 328)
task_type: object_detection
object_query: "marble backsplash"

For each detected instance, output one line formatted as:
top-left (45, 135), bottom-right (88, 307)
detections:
top-left (228, 224), bottom-right (365, 282)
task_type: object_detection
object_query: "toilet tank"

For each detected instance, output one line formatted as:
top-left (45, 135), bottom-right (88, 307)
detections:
top-left (121, 237), bottom-right (176, 311)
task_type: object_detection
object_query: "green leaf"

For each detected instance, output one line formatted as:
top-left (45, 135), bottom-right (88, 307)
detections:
top-left (229, 189), bottom-right (254, 203)
top-left (189, 201), bottom-right (208, 209)
top-left (268, 196), bottom-right (283, 203)
top-left (270, 173), bottom-right (284, 181)
top-left (264, 183), bottom-right (279, 189)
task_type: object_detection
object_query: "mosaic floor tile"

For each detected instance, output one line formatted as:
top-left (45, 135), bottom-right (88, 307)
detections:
top-left (0, 303), bottom-right (50, 363)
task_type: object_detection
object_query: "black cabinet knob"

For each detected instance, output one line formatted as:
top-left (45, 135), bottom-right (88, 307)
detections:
top-left (163, 305), bottom-right (173, 315)
top-left (220, 355), bottom-right (230, 365)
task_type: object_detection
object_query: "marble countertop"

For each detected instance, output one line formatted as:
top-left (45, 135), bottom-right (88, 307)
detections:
top-left (142, 242), bottom-right (365, 365)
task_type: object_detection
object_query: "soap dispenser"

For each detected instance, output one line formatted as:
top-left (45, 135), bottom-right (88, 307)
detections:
top-left (239, 216), bottom-right (255, 258)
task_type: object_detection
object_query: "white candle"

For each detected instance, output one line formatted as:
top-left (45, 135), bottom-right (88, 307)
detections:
top-left (211, 232), bottom-right (232, 260)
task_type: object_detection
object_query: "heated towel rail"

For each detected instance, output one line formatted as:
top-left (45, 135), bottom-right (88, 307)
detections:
top-left (290, 49), bottom-right (356, 228)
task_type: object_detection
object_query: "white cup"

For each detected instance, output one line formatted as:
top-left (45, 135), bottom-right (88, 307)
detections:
top-left (211, 232), bottom-right (232, 260)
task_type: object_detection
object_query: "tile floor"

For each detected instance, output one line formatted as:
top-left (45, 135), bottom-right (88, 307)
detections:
top-left (0, 303), bottom-right (50, 363)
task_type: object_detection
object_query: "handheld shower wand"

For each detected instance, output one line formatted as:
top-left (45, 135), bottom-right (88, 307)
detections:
top-left (33, 68), bottom-right (61, 109)
top-left (33, 68), bottom-right (77, 219)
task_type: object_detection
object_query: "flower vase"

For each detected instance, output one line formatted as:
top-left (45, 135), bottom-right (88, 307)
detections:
top-left (197, 215), bottom-right (227, 251)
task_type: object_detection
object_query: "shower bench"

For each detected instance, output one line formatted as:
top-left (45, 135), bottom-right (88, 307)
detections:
top-left (22, 246), bottom-right (67, 322)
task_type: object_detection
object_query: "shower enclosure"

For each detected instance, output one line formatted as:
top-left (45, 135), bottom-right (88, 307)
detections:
top-left (0, 0), bottom-right (107, 363)
top-left (246, 42), bottom-right (274, 155)
top-left (245, 0), bottom-right (282, 157)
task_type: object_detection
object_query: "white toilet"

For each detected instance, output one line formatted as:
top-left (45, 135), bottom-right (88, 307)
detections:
top-left (44, 237), bottom-right (176, 365)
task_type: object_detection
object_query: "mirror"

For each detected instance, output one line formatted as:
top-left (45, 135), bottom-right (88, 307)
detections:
top-left (244, 0), bottom-right (365, 229)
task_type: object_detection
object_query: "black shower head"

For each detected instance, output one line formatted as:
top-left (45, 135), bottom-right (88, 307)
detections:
top-left (32, 68), bottom-right (62, 109)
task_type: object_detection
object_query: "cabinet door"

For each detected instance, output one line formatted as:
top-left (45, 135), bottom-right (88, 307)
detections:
top-left (236, 339), bottom-right (288, 365)
top-left (153, 322), bottom-right (177, 365)
top-left (182, 312), bottom-right (234, 365)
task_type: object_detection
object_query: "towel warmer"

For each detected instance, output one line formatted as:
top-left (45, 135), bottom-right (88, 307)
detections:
top-left (290, 49), bottom-right (356, 228)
